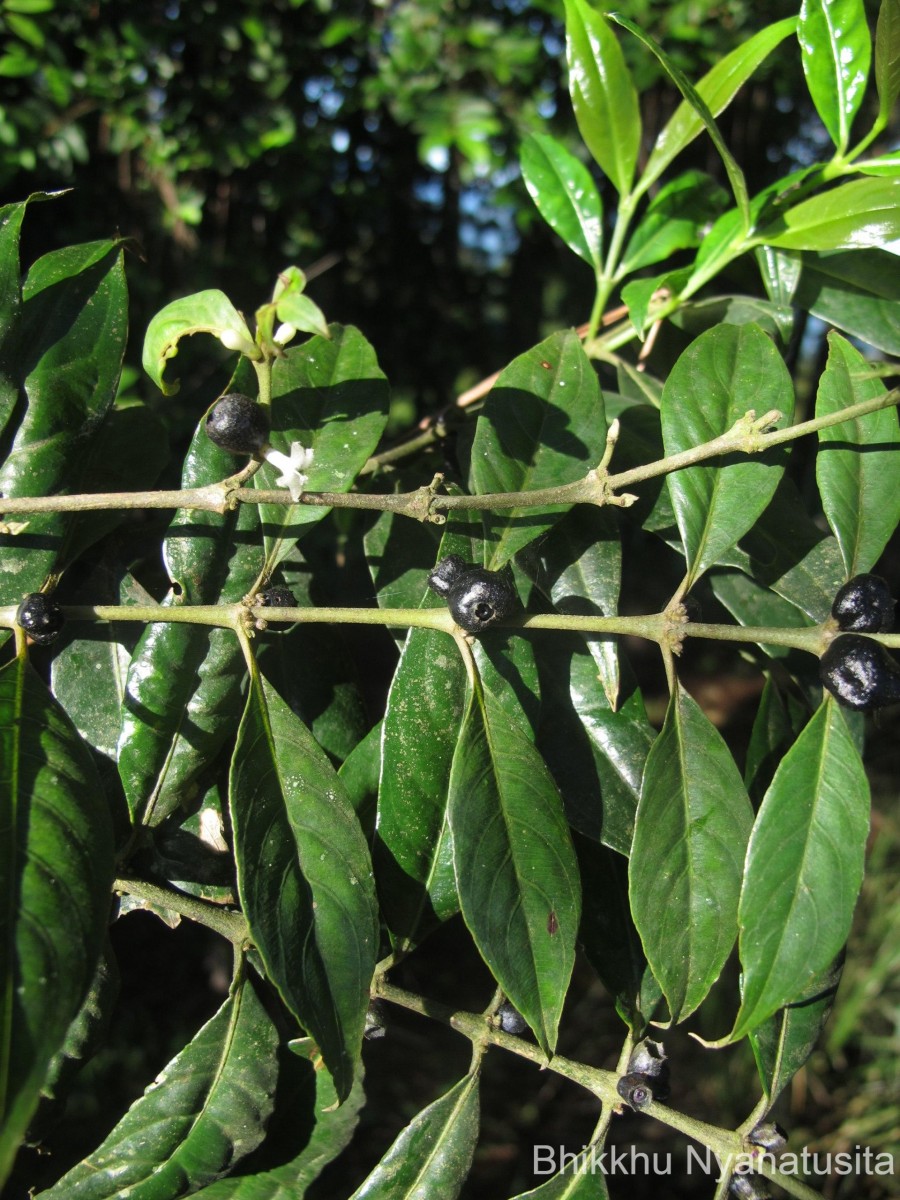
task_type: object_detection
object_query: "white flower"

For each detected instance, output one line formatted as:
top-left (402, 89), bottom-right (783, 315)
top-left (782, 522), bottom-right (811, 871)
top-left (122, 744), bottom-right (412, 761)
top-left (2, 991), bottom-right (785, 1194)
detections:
top-left (264, 442), bottom-right (314, 502)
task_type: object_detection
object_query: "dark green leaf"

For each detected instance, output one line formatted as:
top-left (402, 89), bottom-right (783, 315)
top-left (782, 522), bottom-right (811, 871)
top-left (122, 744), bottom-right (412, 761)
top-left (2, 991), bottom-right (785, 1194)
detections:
top-left (732, 701), bottom-right (869, 1040)
top-left (875, 0), bottom-right (900, 125)
top-left (748, 956), bottom-right (843, 1106)
top-left (0, 243), bottom-right (127, 607)
top-left (755, 245), bottom-right (803, 307)
top-left (449, 678), bottom-right (579, 1053)
top-left (629, 683), bottom-right (753, 1022)
top-left (0, 657), bottom-right (115, 1188)
top-left (117, 415), bottom-right (263, 827)
top-left (349, 1071), bottom-right (480, 1200)
top-left (799, 0), bottom-right (871, 152)
top-left (255, 325), bottom-right (389, 571)
top-left (469, 329), bottom-right (607, 570)
top-left (230, 667), bottom-right (378, 1101)
top-left (563, 0), bottom-right (640, 195)
top-left (640, 19), bottom-right (797, 191)
top-left (758, 178), bottom-right (900, 252)
top-left (0, 198), bottom-right (28, 440)
top-left (669, 294), bottom-right (794, 343)
top-left (36, 974), bottom-right (280, 1199)
top-left (610, 13), bottom-right (750, 225)
top-left (142, 289), bottom-right (257, 394)
top-left (793, 249), bottom-right (900, 355)
top-left (511, 1148), bottom-right (610, 1197)
top-left (661, 323), bottom-right (795, 585)
top-left (815, 331), bottom-right (900, 575)
top-left (520, 132), bottom-right (603, 269)
top-left (622, 171), bottom-right (728, 274)
top-left (192, 1039), bottom-right (366, 1199)
top-left (743, 676), bottom-right (810, 805)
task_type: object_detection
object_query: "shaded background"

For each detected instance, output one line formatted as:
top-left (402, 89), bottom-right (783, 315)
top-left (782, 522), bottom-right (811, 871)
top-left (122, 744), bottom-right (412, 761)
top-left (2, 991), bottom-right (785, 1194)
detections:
top-left (1, 1), bottom-right (897, 1197)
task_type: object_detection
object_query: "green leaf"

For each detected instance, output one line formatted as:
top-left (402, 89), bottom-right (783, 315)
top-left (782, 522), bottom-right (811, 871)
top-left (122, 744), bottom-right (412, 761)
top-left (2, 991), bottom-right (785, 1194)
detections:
top-left (731, 701), bottom-right (869, 1040)
top-left (349, 1071), bottom-right (480, 1200)
top-left (192, 1039), bottom-right (366, 1199)
top-left (621, 171), bottom-right (728, 274)
top-left (563, 0), bottom-right (640, 195)
top-left (792, 248), bottom-right (900, 354)
top-left (36, 975), bottom-right (280, 1199)
top-left (622, 268), bottom-right (691, 339)
top-left (276, 292), bottom-right (329, 341)
top-left (640, 18), bottom-right (797, 191)
top-left (743, 676), bottom-right (810, 805)
top-left (758, 178), bottom-right (900, 252)
top-left (511, 1146), bottom-right (610, 1197)
top-left (469, 329), bottom-right (608, 571)
top-left (756, 245), bottom-right (803, 307)
top-left (609, 13), bottom-right (750, 227)
top-left (661, 323), bottom-right (795, 586)
top-left (0, 657), bottom-right (115, 1189)
top-left (142, 289), bottom-right (257, 395)
top-left (377, 622), bottom-right (466, 946)
top-left (629, 683), bottom-right (753, 1023)
top-left (230, 667), bottom-right (378, 1101)
top-left (748, 956), bottom-right (843, 1106)
top-left (875, 0), bottom-right (900, 125)
top-left (0, 199), bottom-right (28, 441)
top-left (449, 679), bottom-right (579, 1054)
top-left (520, 133), bottom-right (603, 269)
top-left (815, 331), bottom-right (900, 575)
top-left (117, 414), bottom-right (263, 827)
top-left (255, 324), bottom-right (389, 571)
top-left (857, 149), bottom-right (900, 175)
top-left (0, 243), bottom-right (127, 607)
top-left (799, 0), bottom-right (871, 153)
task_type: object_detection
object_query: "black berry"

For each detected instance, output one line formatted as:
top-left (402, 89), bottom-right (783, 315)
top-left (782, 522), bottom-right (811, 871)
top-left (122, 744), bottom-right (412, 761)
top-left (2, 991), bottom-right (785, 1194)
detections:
top-left (819, 634), bottom-right (900, 711)
top-left (747, 1121), bottom-right (787, 1151)
top-left (16, 593), bottom-right (64, 646)
top-left (427, 555), bottom-right (467, 598)
top-left (447, 568), bottom-right (516, 634)
top-left (496, 1000), bottom-right (527, 1035)
top-left (616, 1072), bottom-right (656, 1110)
top-left (626, 1039), bottom-right (669, 1099)
top-left (831, 573), bottom-right (895, 633)
top-left (205, 393), bottom-right (270, 455)
top-left (259, 586), bottom-right (296, 609)
top-left (729, 1176), bottom-right (771, 1200)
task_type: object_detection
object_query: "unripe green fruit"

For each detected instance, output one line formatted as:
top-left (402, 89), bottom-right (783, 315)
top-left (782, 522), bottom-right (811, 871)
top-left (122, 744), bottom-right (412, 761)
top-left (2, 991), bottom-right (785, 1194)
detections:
top-left (205, 393), bottom-right (270, 455)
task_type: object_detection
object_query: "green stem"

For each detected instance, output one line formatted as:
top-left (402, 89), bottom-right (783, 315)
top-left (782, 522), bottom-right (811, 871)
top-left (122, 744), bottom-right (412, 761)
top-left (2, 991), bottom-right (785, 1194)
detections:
top-left (114, 876), bottom-right (248, 944)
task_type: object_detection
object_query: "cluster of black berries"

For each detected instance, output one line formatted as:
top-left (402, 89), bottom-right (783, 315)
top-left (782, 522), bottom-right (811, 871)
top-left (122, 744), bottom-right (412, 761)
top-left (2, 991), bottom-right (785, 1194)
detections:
top-left (820, 574), bottom-right (900, 711)
top-left (615, 1038), bottom-right (670, 1110)
top-left (427, 555), bottom-right (517, 634)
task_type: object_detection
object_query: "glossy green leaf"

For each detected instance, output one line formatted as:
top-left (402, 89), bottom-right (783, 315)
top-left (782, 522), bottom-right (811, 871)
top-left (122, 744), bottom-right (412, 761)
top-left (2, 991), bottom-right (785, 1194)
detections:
top-left (230, 667), bottom-right (378, 1101)
top-left (449, 679), bottom-right (579, 1053)
top-left (0, 242), bottom-right (127, 607)
top-left (731, 701), bottom-right (869, 1040)
top-left (142, 289), bottom-right (257, 394)
top-left (377, 620), bottom-right (466, 945)
top-left (815, 331), bottom-right (900, 575)
top-left (748, 956), bottom-right (843, 1105)
top-left (276, 290), bottom-right (329, 340)
top-left (857, 149), bottom-right (900, 175)
top-left (875, 0), bottom-right (900, 124)
top-left (743, 676), bottom-right (810, 805)
top-left (0, 198), bottom-right (28, 439)
top-left (662, 323), bottom-right (794, 586)
top-left (542, 506), bottom-right (621, 708)
top-left (193, 1039), bottom-right (366, 1199)
top-left (255, 324), bottom-right (389, 570)
top-left (610, 13), bottom-right (750, 225)
top-left (563, 0), bottom-right (640, 195)
top-left (117, 416), bottom-right (262, 827)
top-left (511, 1148), bottom-right (610, 1198)
top-left (640, 18), bottom-right (797, 191)
top-left (799, 0), bottom-right (871, 152)
top-left (469, 329), bottom-right (607, 571)
top-left (629, 683), bottom-right (753, 1023)
top-left (622, 268), bottom-right (691, 339)
top-left (756, 245), bottom-right (803, 307)
top-left (349, 1071), bottom-right (480, 1200)
top-left (758, 178), bottom-right (900, 252)
top-left (711, 569), bottom-right (816, 661)
top-left (670, 294), bottom-right (794, 343)
top-left (520, 132), bottom-right (603, 269)
top-left (793, 249), bottom-right (900, 355)
top-left (621, 171), bottom-right (728, 274)
top-left (0, 657), bottom-right (115, 1189)
top-left (36, 975), bottom-right (280, 1199)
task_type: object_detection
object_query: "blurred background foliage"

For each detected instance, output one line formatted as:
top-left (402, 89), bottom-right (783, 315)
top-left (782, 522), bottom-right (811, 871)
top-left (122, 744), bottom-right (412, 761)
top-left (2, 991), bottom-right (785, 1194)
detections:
top-left (1, 3), bottom-right (896, 1196)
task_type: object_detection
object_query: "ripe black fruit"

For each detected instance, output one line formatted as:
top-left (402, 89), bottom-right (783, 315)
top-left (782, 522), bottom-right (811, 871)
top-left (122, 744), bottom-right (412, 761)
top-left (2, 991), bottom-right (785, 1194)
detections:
top-left (205, 393), bottom-right (270, 455)
top-left (16, 592), bottom-right (64, 646)
top-left (831, 573), bottom-right (895, 633)
top-left (259, 585), bottom-right (296, 609)
top-left (616, 1072), bottom-right (657, 1110)
top-left (426, 555), bottom-right (467, 598)
top-left (426, 557), bottom-right (517, 633)
top-left (819, 634), bottom-right (900, 711)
